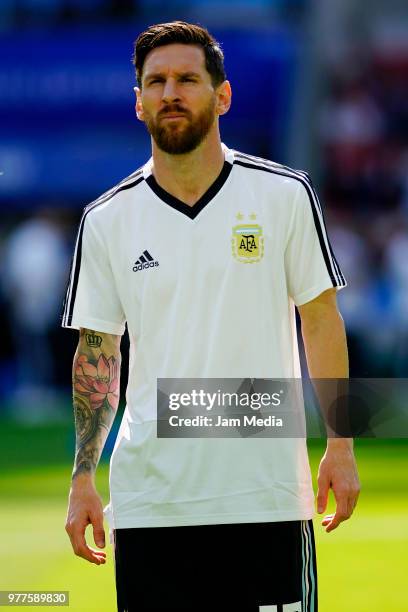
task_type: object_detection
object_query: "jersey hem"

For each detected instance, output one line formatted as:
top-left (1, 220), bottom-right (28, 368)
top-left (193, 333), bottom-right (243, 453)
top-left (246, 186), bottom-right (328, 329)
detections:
top-left (61, 316), bottom-right (125, 335)
top-left (107, 509), bottom-right (316, 529)
top-left (293, 279), bottom-right (347, 307)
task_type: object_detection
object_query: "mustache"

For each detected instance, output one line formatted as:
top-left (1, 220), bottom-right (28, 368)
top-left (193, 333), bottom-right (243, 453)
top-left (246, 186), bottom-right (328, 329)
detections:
top-left (158, 105), bottom-right (192, 119)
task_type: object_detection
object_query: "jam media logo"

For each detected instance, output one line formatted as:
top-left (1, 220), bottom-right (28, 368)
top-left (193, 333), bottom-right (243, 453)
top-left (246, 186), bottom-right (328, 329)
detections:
top-left (133, 250), bottom-right (159, 272)
top-left (232, 212), bottom-right (264, 263)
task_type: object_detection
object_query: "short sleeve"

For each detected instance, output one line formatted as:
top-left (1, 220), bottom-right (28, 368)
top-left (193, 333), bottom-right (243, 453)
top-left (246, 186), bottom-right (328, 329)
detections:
top-left (61, 211), bottom-right (126, 335)
top-left (284, 175), bottom-right (347, 306)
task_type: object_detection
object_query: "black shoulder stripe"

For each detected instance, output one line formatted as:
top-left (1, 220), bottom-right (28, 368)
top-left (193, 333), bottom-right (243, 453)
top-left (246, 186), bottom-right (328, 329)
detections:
top-left (307, 180), bottom-right (346, 286)
top-left (234, 150), bottom-right (308, 179)
top-left (84, 169), bottom-right (144, 214)
top-left (234, 159), bottom-right (345, 287)
top-left (61, 173), bottom-right (145, 327)
top-left (234, 151), bottom-right (323, 215)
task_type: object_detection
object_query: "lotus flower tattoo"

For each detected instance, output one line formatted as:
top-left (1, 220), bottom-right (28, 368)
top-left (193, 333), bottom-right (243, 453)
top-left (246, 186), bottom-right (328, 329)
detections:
top-left (74, 354), bottom-right (119, 410)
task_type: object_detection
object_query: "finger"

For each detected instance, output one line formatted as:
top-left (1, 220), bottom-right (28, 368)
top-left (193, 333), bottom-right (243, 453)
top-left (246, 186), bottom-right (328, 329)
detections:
top-left (325, 501), bottom-right (349, 533)
top-left (322, 514), bottom-right (339, 532)
top-left (325, 518), bottom-right (340, 532)
top-left (86, 547), bottom-right (107, 565)
top-left (69, 524), bottom-right (105, 564)
top-left (74, 541), bottom-right (107, 565)
top-left (321, 513), bottom-right (334, 527)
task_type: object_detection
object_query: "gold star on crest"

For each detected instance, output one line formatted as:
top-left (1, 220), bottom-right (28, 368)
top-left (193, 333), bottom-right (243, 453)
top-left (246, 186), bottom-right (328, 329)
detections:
top-left (249, 212), bottom-right (257, 220)
top-left (236, 212), bottom-right (244, 220)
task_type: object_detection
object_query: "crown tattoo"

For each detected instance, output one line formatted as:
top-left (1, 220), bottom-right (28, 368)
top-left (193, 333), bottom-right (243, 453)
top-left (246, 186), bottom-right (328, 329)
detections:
top-left (85, 332), bottom-right (102, 348)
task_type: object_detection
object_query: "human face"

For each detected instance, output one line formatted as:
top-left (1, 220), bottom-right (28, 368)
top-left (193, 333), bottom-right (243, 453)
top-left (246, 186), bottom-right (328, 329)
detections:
top-left (136, 44), bottom-right (219, 155)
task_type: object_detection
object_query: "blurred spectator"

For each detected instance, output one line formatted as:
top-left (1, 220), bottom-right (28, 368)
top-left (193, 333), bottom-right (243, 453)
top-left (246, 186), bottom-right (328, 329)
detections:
top-left (0, 210), bottom-right (70, 419)
top-left (319, 74), bottom-right (386, 212)
top-left (0, 2), bottom-right (407, 385)
top-left (318, 30), bottom-right (408, 376)
top-left (329, 220), bottom-right (385, 375)
top-left (384, 226), bottom-right (408, 376)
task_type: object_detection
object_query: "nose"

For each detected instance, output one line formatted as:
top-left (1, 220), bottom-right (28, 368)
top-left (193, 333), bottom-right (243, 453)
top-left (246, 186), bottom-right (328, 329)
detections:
top-left (162, 78), bottom-right (180, 103)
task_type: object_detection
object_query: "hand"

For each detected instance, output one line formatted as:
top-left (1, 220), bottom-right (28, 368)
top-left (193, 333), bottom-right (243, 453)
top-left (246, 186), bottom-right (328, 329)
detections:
top-left (316, 440), bottom-right (361, 533)
top-left (65, 476), bottom-right (107, 565)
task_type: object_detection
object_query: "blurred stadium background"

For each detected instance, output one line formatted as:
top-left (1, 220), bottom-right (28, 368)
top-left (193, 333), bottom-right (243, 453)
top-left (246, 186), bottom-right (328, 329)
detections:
top-left (0, 0), bottom-right (407, 610)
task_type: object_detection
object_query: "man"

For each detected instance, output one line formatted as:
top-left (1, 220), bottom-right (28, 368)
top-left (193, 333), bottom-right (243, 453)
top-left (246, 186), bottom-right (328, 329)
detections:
top-left (63, 21), bottom-right (360, 611)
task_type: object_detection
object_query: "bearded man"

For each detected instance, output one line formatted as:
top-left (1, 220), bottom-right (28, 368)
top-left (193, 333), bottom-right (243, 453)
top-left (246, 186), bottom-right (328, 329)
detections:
top-left (63, 21), bottom-right (360, 612)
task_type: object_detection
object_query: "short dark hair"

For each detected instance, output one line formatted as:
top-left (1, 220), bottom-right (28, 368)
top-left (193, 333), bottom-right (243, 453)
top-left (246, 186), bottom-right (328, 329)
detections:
top-left (133, 21), bottom-right (226, 88)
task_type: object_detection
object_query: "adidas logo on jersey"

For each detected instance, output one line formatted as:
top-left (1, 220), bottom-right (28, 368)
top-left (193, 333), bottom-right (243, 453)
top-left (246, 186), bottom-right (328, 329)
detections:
top-left (133, 250), bottom-right (159, 272)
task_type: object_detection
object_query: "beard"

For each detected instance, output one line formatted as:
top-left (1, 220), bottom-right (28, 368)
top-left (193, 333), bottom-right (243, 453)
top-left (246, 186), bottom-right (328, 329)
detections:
top-left (143, 97), bottom-right (216, 155)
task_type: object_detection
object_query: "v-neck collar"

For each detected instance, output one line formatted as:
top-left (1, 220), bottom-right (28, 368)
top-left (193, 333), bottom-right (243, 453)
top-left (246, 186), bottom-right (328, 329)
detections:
top-left (143, 147), bottom-right (234, 220)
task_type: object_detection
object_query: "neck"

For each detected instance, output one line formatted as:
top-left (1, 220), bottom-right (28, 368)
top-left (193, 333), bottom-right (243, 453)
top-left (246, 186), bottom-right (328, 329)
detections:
top-left (150, 127), bottom-right (225, 206)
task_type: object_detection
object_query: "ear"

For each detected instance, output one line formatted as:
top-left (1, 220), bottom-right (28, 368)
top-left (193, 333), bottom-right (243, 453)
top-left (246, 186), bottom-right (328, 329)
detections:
top-left (216, 80), bottom-right (232, 116)
top-left (134, 86), bottom-right (145, 121)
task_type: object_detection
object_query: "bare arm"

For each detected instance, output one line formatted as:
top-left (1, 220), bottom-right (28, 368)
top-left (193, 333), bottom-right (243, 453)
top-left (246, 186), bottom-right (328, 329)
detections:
top-left (65, 328), bottom-right (121, 564)
top-left (298, 288), bottom-right (348, 379)
top-left (298, 288), bottom-right (360, 532)
top-left (72, 328), bottom-right (121, 479)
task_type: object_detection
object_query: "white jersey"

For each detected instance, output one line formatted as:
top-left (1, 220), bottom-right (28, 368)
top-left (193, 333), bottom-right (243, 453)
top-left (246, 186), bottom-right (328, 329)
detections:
top-left (62, 145), bottom-right (346, 528)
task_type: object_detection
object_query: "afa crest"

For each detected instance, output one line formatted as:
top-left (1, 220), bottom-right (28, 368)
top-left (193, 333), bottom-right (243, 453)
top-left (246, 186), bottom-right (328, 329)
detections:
top-left (232, 213), bottom-right (264, 263)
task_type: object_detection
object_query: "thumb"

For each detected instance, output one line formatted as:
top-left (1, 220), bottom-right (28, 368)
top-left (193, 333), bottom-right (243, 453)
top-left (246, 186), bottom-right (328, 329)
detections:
top-left (91, 514), bottom-right (106, 548)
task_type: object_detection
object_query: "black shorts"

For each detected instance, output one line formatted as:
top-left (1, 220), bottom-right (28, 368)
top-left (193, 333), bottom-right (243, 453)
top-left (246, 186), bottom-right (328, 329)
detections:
top-left (114, 520), bottom-right (317, 612)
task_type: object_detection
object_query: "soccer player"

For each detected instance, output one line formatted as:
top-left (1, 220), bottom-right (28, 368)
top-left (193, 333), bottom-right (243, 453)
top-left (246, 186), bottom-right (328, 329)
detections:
top-left (63, 21), bottom-right (360, 611)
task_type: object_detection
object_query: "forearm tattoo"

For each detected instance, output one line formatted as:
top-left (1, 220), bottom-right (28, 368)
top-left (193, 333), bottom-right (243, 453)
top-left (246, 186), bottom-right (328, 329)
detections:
top-left (72, 331), bottom-right (120, 480)
top-left (85, 331), bottom-right (102, 348)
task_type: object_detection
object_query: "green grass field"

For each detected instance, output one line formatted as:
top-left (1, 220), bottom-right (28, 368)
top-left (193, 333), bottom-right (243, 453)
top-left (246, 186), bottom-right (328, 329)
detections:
top-left (0, 419), bottom-right (407, 611)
